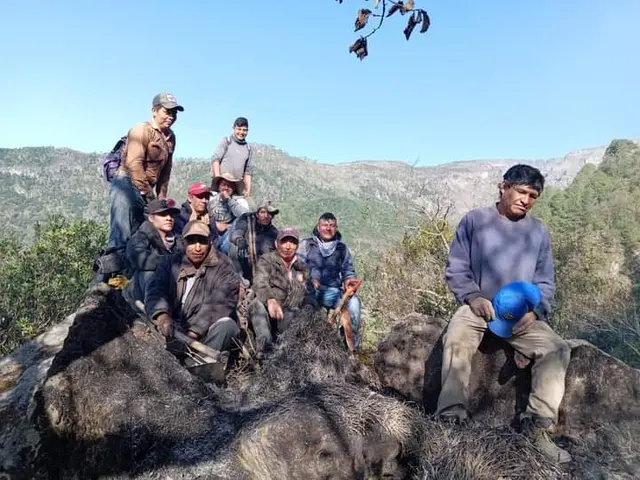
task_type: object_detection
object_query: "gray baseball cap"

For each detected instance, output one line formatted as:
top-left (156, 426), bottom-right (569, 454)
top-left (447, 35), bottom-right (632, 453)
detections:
top-left (152, 92), bottom-right (184, 111)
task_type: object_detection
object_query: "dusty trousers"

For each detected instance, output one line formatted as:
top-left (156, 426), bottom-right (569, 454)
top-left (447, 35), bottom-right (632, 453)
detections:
top-left (437, 305), bottom-right (571, 424)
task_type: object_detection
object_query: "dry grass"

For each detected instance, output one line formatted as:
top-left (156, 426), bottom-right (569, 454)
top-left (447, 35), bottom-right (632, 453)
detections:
top-left (419, 421), bottom-right (566, 480)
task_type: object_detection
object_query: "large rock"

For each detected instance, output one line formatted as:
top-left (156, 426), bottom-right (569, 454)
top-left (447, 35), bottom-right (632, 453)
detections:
top-left (1, 285), bottom-right (425, 479)
top-left (6, 287), bottom-right (634, 479)
top-left (374, 313), bottom-right (640, 478)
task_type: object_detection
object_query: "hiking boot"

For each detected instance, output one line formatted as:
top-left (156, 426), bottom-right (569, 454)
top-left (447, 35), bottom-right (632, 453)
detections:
top-left (520, 415), bottom-right (571, 464)
top-left (438, 404), bottom-right (469, 425)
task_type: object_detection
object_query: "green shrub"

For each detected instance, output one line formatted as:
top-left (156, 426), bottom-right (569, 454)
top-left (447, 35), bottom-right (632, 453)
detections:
top-left (0, 215), bottom-right (107, 354)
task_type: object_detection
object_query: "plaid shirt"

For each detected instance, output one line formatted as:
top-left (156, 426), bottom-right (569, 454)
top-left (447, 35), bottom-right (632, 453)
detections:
top-left (208, 193), bottom-right (233, 223)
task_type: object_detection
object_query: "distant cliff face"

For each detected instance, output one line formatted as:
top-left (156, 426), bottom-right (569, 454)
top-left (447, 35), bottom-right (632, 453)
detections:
top-left (0, 140), bottom-right (623, 248)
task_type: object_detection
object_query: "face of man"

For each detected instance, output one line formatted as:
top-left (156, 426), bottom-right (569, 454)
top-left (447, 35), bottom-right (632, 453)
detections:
top-left (185, 235), bottom-right (210, 266)
top-left (317, 218), bottom-right (337, 241)
top-left (152, 106), bottom-right (178, 131)
top-left (277, 237), bottom-right (298, 260)
top-left (188, 193), bottom-right (209, 215)
top-left (149, 212), bottom-right (174, 234)
top-left (218, 179), bottom-right (234, 198)
top-left (234, 124), bottom-right (248, 141)
top-left (256, 208), bottom-right (272, 226)
top-left (498, 183), bottom-right (540, 219)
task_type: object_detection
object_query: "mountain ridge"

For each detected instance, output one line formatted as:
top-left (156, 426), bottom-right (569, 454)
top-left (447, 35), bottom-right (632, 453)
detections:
top-left (0, 139), bottom-right (634, 250)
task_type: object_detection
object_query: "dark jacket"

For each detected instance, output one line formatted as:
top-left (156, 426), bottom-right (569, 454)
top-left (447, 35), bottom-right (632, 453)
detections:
top-left (230, 212), bottom-right (278, 258)
top-left (298, 228), bottom-right (356, 289)
top-left (253, 251), bottom-right (311, 309)
top-left (173, 202), bottom-right (216, 241)
top-left (123, 221), bottom-right (178, 306)
top-left (145, 248), bottom-right (240, 336)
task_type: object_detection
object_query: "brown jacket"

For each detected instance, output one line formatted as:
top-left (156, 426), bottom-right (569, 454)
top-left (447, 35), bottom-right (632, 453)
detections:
top-left (120, 121), bottom-right (175, 198)
top-left (253, 250), bottom-right (310, 309)
top-left (145, 248), bottom-right (240, 336)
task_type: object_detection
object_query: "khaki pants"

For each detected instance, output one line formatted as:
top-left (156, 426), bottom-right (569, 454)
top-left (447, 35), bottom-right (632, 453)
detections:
top-left (437, 305), bottom-right (571, 423)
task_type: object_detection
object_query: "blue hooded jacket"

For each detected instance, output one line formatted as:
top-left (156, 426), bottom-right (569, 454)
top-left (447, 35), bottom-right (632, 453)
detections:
top-left (298, 228), bottom-right (356, 288)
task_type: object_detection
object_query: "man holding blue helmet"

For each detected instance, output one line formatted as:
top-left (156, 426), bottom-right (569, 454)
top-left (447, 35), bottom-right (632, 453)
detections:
top-left (437, 164), bottom-right (572, 464)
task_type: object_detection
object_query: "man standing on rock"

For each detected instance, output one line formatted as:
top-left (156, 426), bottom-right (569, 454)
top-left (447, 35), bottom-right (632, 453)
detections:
top-left (108, 92), bottom-right (182, 252)
top-left (437, 164), bottom-right (572, 464)
top-left (210, 117), bottom-right (254, 200)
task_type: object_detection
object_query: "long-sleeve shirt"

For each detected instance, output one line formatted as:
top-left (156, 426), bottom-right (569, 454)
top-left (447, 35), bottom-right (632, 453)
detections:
top-left (210, 136), bottom-right (254, 179)
top-left (445, 204), bottom-right (555, 320)
top-left (120, 121), bottom-right (175, 198)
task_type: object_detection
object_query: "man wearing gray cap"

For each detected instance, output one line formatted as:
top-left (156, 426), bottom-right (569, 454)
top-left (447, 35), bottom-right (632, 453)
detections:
top-left (107, 92), bottom-right (184, 256)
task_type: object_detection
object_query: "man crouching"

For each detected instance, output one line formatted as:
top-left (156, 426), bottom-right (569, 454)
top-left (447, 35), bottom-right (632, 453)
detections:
top-left (249, 227), bottom-right (311, 359)
top-left (145, 220), bottom-right (241, 356)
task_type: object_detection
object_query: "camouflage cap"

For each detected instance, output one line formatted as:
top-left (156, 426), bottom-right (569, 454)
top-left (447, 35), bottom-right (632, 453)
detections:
top-left (256, 200), bottom-right (279, 216)
top-left (152, 92), bottom-right (184, 112)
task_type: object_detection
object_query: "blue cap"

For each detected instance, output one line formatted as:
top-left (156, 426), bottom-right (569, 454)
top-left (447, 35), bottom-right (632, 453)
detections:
top-left (488, 281), bottom-right (541, 338)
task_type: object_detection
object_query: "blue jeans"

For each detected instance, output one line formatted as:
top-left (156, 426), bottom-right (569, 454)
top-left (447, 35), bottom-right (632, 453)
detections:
top-left (317, 286), bottom-right (362, 348)
top-left (216, 219), bottom-right (237, 255)
top-left (108, 173), bottom-right (145, 251)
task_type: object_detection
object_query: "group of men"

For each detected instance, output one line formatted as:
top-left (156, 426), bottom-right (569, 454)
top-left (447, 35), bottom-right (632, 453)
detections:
top-left (102, 92), bottom-right (573, 464)
top-left (104, 92), bottom-right (362, 361)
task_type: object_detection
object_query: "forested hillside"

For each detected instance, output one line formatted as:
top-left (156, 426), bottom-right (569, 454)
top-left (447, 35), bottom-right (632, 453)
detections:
top-left (0, 141), bottom-right (608, 250)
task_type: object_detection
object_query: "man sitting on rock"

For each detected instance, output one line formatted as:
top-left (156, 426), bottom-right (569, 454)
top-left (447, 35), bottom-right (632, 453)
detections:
top-left (249, 227), bottom-right (310, 358)
top-left (208, 173), bottom-right (250, 255)
top-left (437, 164), bottom-right (572, 464)
top-left (173, 181), bottom-right (215, 239)
top-left (122, 198), bottom-right (181, 309)
top-left (229, 200), bottom-right (279, 283)
top-left (145, 220), bottom-right (241, 355)
top-left (298, 212), bottom-right (362, 353)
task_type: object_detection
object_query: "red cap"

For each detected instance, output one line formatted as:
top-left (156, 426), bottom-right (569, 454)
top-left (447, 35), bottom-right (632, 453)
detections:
top-left (188, 181), bottom-right (210, 196)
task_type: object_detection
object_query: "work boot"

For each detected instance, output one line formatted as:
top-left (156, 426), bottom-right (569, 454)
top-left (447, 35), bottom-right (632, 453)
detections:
top-left (437, 404), bottom-right (469, 425)
top-left (520, 415), bottom-right (571, 464)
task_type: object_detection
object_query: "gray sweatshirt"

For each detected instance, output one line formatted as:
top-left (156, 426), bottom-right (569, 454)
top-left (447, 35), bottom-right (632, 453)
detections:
top-left (211, 136), bottom-right (254, 179)
top-left (445, 204), bottom-right (555, 320)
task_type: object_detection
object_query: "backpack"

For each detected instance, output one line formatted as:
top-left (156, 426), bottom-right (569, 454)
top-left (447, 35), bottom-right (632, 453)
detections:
top-left (222, 136), bottom-right (252, 173)
top-left (102, 135), bottom-right (127, 183)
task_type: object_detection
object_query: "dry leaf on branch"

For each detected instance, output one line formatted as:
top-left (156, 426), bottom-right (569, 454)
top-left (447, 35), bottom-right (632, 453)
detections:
top-left (354, 8), bottom-right (372, 32)
top-left (403, 11), bottom-right (420, 40)
top-left (349, 37), bottom-right (368, 60)
top-left (403, 0), bottom-right (415, 13)
top-left (387, 2), bottom-right (402, 17)
top-left (419, 9), bottom-right (431, 33)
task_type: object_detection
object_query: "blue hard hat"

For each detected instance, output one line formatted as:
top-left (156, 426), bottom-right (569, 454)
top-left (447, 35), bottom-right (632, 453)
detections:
top-left (489, 281), bottom-right (542, 338)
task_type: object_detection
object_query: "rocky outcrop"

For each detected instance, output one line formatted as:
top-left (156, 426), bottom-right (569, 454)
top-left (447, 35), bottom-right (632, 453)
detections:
top-left (374, 313), bottom-right (640, 478)
top-left (5, 291), bottom-right (639, 479)
top-left (1, 286), bottom-right (424, 479)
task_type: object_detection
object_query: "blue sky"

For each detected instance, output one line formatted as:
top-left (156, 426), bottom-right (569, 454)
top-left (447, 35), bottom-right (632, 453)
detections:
top-left (1, 0), bottom-right (639, 165)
